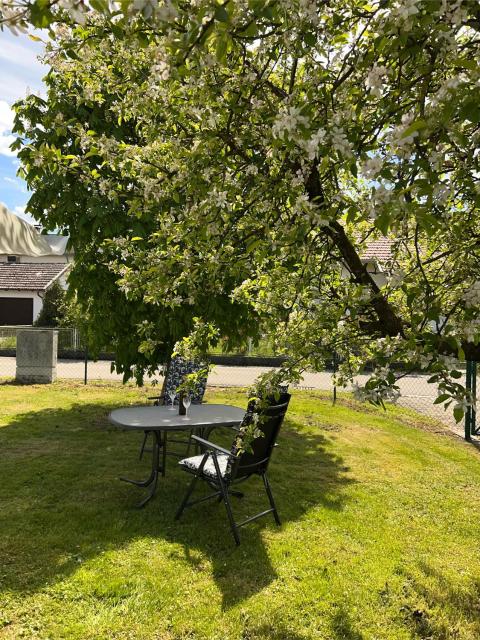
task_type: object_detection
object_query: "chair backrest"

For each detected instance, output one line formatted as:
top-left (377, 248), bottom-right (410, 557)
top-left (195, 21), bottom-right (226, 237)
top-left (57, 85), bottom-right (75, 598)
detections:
top-left (229, 393), bottom-right (291, 479)
top-left (163, 357), bottom-right (208, 405)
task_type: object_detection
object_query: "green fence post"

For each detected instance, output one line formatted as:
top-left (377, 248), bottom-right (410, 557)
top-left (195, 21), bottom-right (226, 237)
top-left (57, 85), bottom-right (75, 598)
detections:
top-left (472, 361), bottom-right (477, 436)
top-left (332, 351), bottom-right (337, 405)
top-left (465, 361), bottom-right (473, 441)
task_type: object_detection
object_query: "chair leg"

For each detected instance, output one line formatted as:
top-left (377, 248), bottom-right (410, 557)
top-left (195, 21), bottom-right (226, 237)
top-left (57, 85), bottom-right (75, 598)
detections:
top-left (175, 474), bottom-right (199, 520)
top-left (219, 481), bottom-right (240, 545)
top-left (212, 456), bottom-right (240, 546)
top-left (139, 431), bottom-right (149, 460)
top-left (262, 473), bottom-right (281, 525)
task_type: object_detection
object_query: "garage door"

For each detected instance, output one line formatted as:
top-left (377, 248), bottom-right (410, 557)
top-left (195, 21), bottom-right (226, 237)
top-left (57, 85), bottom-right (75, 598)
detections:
top-left (0, 298), bottom-right (34, 325)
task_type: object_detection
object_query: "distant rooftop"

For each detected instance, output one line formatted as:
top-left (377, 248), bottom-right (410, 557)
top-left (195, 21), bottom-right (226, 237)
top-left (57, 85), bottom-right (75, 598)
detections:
top-left (0, 263), bottom-right (69, 291)
top-left (0, 203), bottom-right (70, 257)
top-left (361, 237), bottom-right (393, 262)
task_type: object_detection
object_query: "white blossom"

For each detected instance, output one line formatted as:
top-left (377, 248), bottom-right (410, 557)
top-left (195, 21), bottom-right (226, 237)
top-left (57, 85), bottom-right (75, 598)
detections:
top-left (272, 105), bottom-right (309, 141)
top-left (298, 0), bottom-right (319, 25)
top-left (245, 164), bottom-right (259, 176)
top-left (130, 0), bottom-right (158, 19)
top-left (464, 281), bottom-right (480, 308)
top-left (366, 65), bottom-right (388, 98)
top-left (461, 318), bottom-right (480, 342)
top-left (361, 156), bottom-right (383, 179)
top-left (438, 355), bottom-right (460, 371)
top-left (432, 183), bottom-right (452, 205)
top-left (389, 113), bottom-right (419, 157)
top-left (301, 128), bottom-right (326, 161)
top-left (367, 184), bottom-right (392, 218)
top-left (212, 189), bottom-right (228, 208)
top-left (387, 0), bottom-right (421, 31)
top-left (57, 0), bottom-right (88, 25)
top-left (330, 126), bottom-right (352, 158)
top-left (156, 0), bottom-right (178, 21)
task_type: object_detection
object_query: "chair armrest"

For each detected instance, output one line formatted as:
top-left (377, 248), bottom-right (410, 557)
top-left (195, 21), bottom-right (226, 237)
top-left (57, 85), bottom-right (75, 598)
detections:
top-left (191, 435), bottom-right (237, 458)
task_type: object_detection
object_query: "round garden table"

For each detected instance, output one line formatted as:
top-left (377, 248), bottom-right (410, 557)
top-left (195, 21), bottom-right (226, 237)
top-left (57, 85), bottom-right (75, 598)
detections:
top-left (109, 404), bottom-right (245, 507)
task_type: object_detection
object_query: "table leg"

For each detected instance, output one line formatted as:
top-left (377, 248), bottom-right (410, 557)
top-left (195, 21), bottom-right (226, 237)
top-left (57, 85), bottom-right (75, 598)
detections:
top-left (120, 431), bottom-right (163, 507)
top-left (162, 430), bottom-right (167, 477)
top-left (135, 435), bottom-right (161, 508)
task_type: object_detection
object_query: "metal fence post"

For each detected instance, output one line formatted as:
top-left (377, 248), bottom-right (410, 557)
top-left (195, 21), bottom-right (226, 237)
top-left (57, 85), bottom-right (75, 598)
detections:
top-left (84, 346), bottom-right (88, 385)
top-left (465, 361), bottom-right (474, 441)
top-left (472, 361), bottom-right (477, 436)
top-left (332, 350), bottom-right (337, 405)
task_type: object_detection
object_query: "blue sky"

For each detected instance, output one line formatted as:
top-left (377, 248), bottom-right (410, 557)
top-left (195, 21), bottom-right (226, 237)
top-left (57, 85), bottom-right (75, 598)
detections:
top-left (0, 30), bottom-right (46, 224)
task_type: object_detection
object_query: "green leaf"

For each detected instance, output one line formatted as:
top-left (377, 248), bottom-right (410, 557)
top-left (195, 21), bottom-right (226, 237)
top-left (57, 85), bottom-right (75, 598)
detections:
top-left (375, 36), bottom-right (388, 52)
top-left (459, 100), bottom-right (480, 124)
top-left (453, 407), bottom-right (464, 423)
top-left (214, 5), bottom-right (229, 22)
top-left (374, 212), bottom-right (390, 235)
top-left (401, 119), bottom-right (427, 138)
top-left (215, 33), bottom-right (230, 61)
top-left (246, 239), bottom-right (262, 254)
top-left (241, 22), bottom-right (259, 37)
top-left (453, 57), bottom-right (478, 71)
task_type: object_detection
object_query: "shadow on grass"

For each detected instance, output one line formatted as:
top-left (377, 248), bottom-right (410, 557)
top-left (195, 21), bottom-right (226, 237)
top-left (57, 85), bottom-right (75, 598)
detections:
top-left (330, 605), bottom-right (365, 640)
top-left (0, 399), bottom-right (352, 611)
top-left (398, 560), bottom-right (480, 638)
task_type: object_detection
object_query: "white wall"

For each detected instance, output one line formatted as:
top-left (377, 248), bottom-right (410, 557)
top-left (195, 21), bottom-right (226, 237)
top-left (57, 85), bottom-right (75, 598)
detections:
top-left (340, 261), bottom-right (387, 289)
top-left (0, 289), bottom-right (43, 322)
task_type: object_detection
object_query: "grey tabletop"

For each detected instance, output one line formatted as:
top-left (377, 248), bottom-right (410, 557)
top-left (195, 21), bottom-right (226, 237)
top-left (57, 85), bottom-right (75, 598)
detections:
top-left (109, 403), bottom-right (245, 432)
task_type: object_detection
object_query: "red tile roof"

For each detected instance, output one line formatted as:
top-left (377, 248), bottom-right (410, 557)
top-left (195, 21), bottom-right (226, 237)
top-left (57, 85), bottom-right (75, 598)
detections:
top-left (0, 263), bottom-right (69, 291)
top-left (361, 237), bottom-right (392, 262)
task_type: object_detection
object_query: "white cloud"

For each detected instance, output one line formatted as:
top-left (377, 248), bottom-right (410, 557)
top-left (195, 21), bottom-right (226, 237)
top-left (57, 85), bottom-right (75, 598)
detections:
top-left (0, 100), bottom-right (16, 157)
top-left (0, 35), bottom-right (46, 72)
top-left (3, 176), bottom-right (27, 192)
top-left (0, 134), bottom-right (16, 157)
top-left (13, 204), bottom-right (37, 225)
top-left (0, 101), bottom-right (14, 130)
top-left (0, 30), bottom-right (47, 104)
top-left (0, 30), bottom-right (46, 214)
top-left (13, 205), bottom-right (26, 216)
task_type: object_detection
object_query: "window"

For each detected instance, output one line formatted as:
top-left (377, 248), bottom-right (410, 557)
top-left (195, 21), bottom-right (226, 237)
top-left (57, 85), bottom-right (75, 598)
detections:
top-left (7, 255), bottom-right (19, 263)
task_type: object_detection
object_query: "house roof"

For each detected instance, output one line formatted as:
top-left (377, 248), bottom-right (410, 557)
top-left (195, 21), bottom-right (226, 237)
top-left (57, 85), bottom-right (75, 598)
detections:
top-left (361, 237), bottom-right (393, 262)
top-left (0, 203), bottom-right (70, 257)
top-left (0, 263), bottom-right (69, 291)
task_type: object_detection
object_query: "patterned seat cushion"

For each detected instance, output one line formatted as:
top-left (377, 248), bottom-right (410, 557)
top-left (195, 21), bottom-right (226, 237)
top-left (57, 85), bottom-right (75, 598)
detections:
top-left (179, 453), bottom-right (229, 479)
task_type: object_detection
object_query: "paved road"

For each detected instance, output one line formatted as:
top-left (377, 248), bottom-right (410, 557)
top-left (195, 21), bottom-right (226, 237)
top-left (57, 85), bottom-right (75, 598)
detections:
top-left (0, 356), bottom-right (462, 430)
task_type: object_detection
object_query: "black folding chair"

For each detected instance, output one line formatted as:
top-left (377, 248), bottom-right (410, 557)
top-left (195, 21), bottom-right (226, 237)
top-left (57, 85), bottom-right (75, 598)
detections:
top-left (175, 393), bottom-right (291, 545)
top-left (139, 357), bottom-right (208, 460)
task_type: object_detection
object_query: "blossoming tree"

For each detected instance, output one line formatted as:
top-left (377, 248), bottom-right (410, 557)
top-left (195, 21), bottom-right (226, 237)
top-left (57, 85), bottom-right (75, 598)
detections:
top-left (8, 0), bottom-right (480, 416)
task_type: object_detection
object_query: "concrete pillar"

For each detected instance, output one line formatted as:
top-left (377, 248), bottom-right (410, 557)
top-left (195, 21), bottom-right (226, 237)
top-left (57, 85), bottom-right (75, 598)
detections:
top-left (16, 329), bottom-right (58, 383)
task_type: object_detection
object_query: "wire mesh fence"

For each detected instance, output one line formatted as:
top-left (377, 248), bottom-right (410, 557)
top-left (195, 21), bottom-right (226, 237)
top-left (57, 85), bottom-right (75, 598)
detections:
top-left (0, 325), bottom-right (477, 434)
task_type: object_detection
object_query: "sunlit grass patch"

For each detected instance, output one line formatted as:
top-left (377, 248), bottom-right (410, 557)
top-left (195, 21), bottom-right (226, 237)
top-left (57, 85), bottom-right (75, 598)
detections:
top-left (0, 381), bottom-right (479, 639)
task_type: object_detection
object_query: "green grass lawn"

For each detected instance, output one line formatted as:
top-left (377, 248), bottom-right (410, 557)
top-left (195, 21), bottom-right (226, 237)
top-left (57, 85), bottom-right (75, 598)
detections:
top-left (1, 381), bottom-right (480, 640)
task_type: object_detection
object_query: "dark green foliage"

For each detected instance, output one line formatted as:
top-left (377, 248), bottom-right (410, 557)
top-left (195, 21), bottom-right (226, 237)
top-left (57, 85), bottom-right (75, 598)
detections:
top-left (34, 280), bottom-right (66, 327)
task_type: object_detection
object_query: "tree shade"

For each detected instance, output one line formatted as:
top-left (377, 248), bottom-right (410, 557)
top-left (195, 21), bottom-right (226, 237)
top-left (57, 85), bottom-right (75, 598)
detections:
top-left (9, 0), bottom-right (480, 416)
